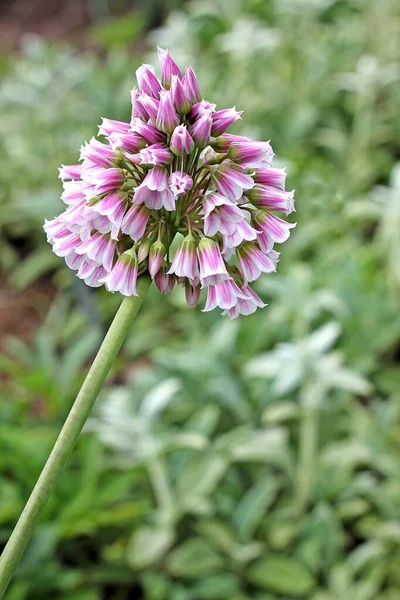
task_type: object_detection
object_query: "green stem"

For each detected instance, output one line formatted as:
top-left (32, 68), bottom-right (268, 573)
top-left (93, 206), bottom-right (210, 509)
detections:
top-left (0, 276), bottom-right (151, 598)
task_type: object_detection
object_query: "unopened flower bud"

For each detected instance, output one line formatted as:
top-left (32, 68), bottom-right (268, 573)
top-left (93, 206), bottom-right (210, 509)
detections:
top-left (137, 238), bottom-right (152, 263)
top-left (170, 125), bottom-right (195, 155)
top-left (157, 47), bottom-right (182, 88)
top-left (148, 239), bottom-right (166, 278)
top-left (185, 281), bottom-right (201, 306)
top-left (170, 75), bottom-right (191, 115)
top-left (190, 114), bottom-right (212, 148)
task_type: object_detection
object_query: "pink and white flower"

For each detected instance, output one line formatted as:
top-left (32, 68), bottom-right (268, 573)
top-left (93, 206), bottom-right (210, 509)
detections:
top-left (101, 249), bottom-right (139, 296)
top-left (228, 140), bottom-right (274, 168)
top-left (75, 232), bottom-right (116, 272)
top-left (254, 167), bottom-right (287, 190)
top-left (246, 185), bottom-right (295, 215)
top-left (121, 204), bottom-right (151, 241)
top-left (203, 278), bottom-right (250, 311)
top-left (134, 167), bottom-right (175, 211)
top-left (253, 211), bottom-right (296, 253)
top-left (211, 107), bottom-right (242, 137)
top-left (58, 164), bottom-right (82, 181)
top-left (210, 162), bottom-right (255, 201)
top-left (138, 144), bottom-right (173, 167)
top-left (169, 171), bottom-right (193, 197)
top-left (130, 118), bottom-right (166, 145)
top-left (98, 118), bottom-right (131, 137)
top-left (168, 235), bottom-right (199, 279)
top-left (46, 47), bottom-right (295, 318)
top-left (136, 64), bottom-right (162, 98)
top-left (197, 238), bottom-right (229, 286)
top-left (237, 242), bottom-right (278, 283)
top-left (222, 285), bottom-right (266, 318)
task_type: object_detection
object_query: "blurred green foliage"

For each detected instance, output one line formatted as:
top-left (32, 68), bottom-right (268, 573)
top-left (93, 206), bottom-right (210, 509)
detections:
top-left (1, 0), bottom-right (400, 598)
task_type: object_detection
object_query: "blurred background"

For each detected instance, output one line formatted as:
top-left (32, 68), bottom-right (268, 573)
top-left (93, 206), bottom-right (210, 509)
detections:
top-left (0, 0), bottom-right (400, 598)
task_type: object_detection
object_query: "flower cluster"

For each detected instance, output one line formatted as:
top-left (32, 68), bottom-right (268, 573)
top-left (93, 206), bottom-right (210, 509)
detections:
top-left (45, 48), bottom-right (295, 318)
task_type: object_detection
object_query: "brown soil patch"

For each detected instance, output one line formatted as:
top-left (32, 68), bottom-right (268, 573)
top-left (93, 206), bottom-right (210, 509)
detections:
top-left (0, 276), bottom-right (54, 349)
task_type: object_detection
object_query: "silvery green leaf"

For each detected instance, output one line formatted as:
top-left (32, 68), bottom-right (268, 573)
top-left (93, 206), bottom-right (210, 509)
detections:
top-left (307, 322), bottom-right (341, 354)
top-left (127, 525), bottom-right (174, 569)
top-left (230, 428), bottom-right (289, 466)
top-left (262, 401), bottom-right (299, 424)
top-left (177, 455), bottom-right (227, 510)
top-left (140, 378), bottom-right (181, 420)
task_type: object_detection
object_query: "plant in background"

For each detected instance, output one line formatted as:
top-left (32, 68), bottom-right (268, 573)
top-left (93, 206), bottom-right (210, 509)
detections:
top-left (0, 47), bottom-right (295, 596)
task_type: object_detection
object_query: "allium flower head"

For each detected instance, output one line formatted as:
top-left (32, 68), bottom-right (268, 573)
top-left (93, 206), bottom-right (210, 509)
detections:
top-left (45, 49), bottom-right (295, 317)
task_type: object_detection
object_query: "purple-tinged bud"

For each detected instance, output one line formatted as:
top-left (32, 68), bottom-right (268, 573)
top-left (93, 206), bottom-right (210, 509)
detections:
top-left (254, 167), bottom-right (287, 190)
top-left (211, 107), bottom-right (242, 137)
top-left (170, 75), bottom-right (191, 115)
top-left (170, 125), bottom-right (195, 155)
top-left (80, 138), bottom-right (116, 168)
top-left (131, 88), bottom-right (149, 121)
top-left (154, 264), bottom-right (176, 294)
top-left (197, 237), bottom-right (229, 286)
top-left (98, 118), bottom-right (131, 137)
top-left (185, 281), bottom-right (201, 306)
top-left (246, 185), bottom-right (295, 215)
top-left (156, 90), bottom-right (180, 134)
top-left (149, 239), bottom-right (166, 278)
top-left (211, 133), bottom-right (252, 153)
top-left (168, 234), bottom-right (199, 279)
top-left (137, 238), bottom-right (152, 263)
top-left (138, 143), bottom-right (173, 167)
top-left (136, 64), bottom-right (162, 98)
top-left (190, 100), bottom-right (216, 121)
top-left (58, 164), bottom-right (82, 181)
top-left (190, 114), bottom-right (212, 148)
top-left (227, 140), bottom-right (274, 168)
top-left (182, 66), bottom-right (201, 103)
top-left (101, 248), bottom-right (139, 296)
top-left (108, 132), bottom-right (146, 153)
top-left (137, 93), bottom-right (160, 123)
top-left (131, 118), bottom-right (166, 145)
top-left (157, 47), bottom-right (182, 88)
top-left (168, 171), bottom-right (193, 197)
top-left (200, 147), bottom-right (225, 166)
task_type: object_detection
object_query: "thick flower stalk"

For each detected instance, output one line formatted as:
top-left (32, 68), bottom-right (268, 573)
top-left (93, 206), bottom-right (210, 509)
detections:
top-left (45, 47), bottom-right (295, 318)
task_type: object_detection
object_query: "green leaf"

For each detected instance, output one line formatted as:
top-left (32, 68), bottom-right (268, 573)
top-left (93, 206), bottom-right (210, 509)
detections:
top-left (247, 554), bottom-right (316, 595)
top-left (167, 538), bottom-right (224, 578)
top-left (234, 478), bottom-right (279, 541)
top-left (194, 573), bottom-right (240, 598)
top-left (127, 526), bottom-right (174, 569)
